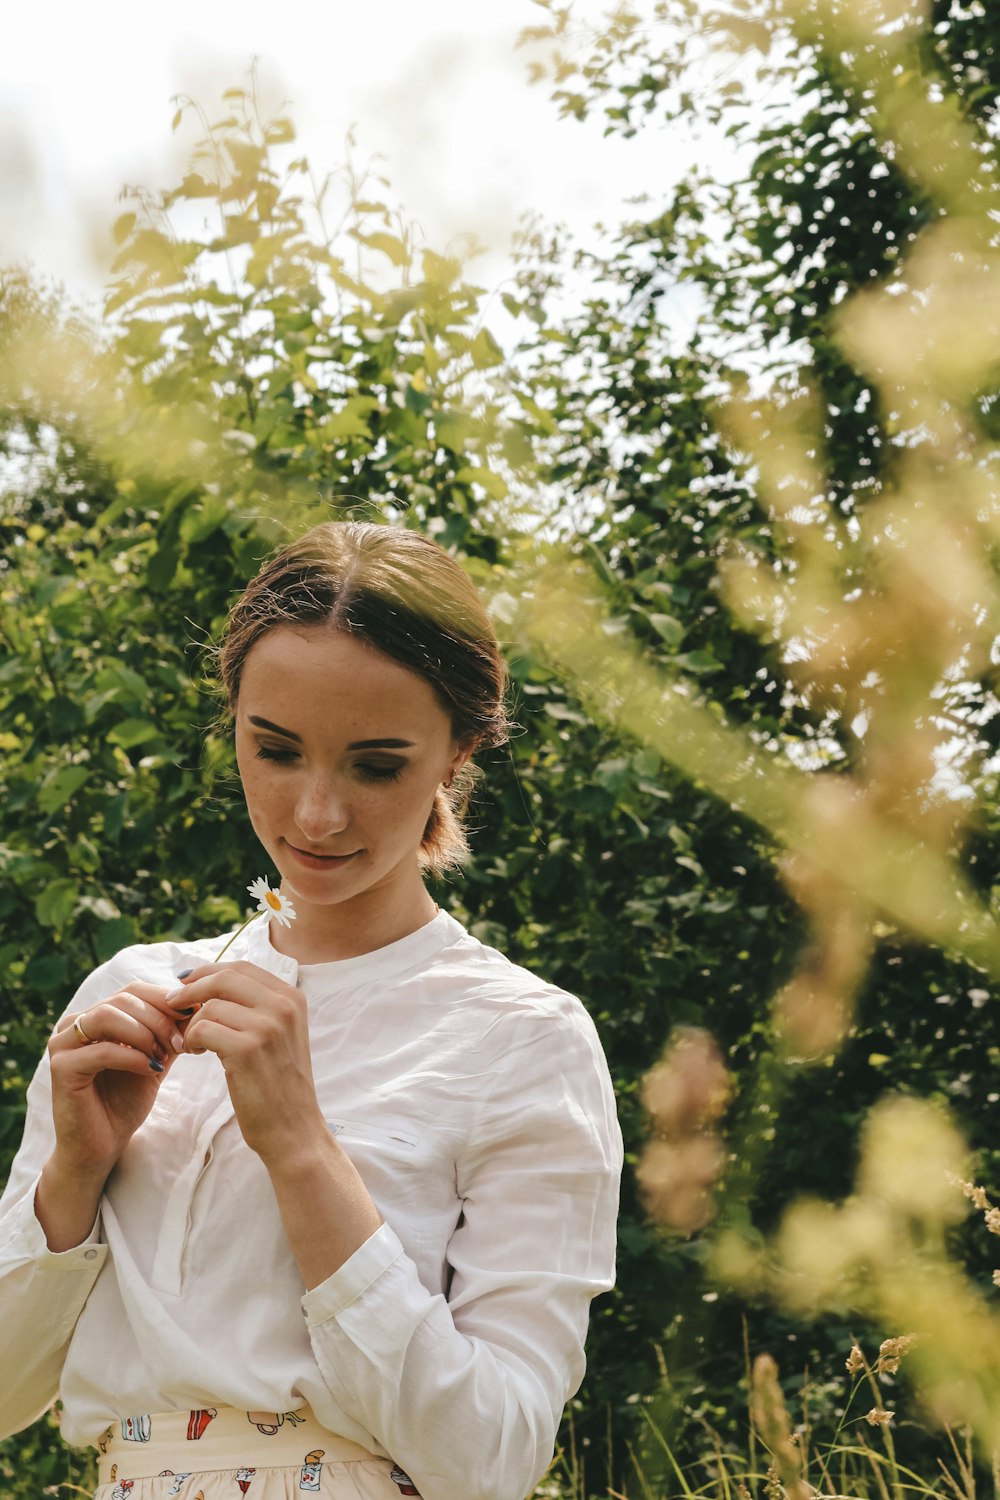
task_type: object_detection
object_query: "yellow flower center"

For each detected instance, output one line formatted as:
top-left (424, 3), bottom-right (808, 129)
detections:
top-left (266, 891), bottom-right (282, 910)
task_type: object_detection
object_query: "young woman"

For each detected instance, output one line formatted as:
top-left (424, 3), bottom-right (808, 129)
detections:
top-left (0, 521), bottom-right (623, 1500)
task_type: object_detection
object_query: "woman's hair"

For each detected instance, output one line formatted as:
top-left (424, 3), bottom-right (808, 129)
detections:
top-left (209, 520), bottom-right (511, 876)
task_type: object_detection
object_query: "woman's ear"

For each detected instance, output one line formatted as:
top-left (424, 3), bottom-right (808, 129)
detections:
top-left (445, 741), bottom-right (475, 787)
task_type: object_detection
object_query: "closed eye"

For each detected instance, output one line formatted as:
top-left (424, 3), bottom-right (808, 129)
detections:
top-left (358, 764), bottom-right (404, 783)
top-left (254, 747), bottom-right (404, 783)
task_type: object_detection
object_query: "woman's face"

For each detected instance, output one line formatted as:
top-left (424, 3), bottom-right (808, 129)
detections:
top-left (233, 624), bottom-right (468, 937)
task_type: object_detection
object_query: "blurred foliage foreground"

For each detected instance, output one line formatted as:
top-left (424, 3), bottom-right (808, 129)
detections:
top-left (4, 0), bottom-right (1000, 1495)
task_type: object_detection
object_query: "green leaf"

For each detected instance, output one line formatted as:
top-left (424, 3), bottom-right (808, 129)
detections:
top-left (24, 950), bottom-right (71, 991)
top-left (675, 649), bottom-right (722, 674)
top-left (177, 172), bottom-right (217, 199)
top-left (265, 116), bottom-right (296, 145)
top-left (113, 212), bottom-right (137, 245)
top-left (225, 139), bottom-right (264, 179)
top-left (353, 230), bottom-right (410, 267)
top-left (469, 329), bottom-right (505, 370)
top-left (37, 766), bottom-right (91, 816)
top-left (179, 495), bottom-right (231, 544)
top-left (92, 663), bottom-right (150, 701)
top-left (647, 612), bottom-right (686, 648)
top-left (434, 410), bottom-right (478, 453)
top-left (35, 879), bottom-right (80, 929)
top-left (94, 916), bottom-right (139, 962)
top-left (453, 465), bottom-right (508, 501)
top-left (421, 248), bottom-right (460, 287)
top-left (147, 536), bottom-right (180, 591)
top-left (107, 720), bottom-right (161, 749)
top-left (246, 233), bottom-right (287, 288)
top-left (316, 396), bottom-right (380, 442)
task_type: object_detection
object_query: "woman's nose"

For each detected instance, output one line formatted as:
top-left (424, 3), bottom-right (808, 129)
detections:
top-left (294, 778), bottom-right (350, 841)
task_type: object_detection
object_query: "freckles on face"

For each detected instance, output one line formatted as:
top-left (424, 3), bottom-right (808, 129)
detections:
top-left (232, 625), bottom-right (464, 862)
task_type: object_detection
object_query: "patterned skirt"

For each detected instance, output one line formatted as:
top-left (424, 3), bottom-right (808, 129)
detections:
top-left (93, 1404), bottom-right (421, 1500)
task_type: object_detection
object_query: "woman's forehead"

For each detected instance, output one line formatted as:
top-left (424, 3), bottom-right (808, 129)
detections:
top-left (240, 625), bottom-right (448, 734)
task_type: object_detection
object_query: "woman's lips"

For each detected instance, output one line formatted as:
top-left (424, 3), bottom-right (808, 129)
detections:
top-left (286, 844), bottom-right (359, 870)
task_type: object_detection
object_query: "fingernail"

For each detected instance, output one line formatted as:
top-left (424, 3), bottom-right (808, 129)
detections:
top-left (164, 987), bottom-right (184, 1002)
top-left (176, 968), bottom-right (193, 979)
top-left (170, 1032), bottom-right (185, 1052)
top-left (148, 1057), bottom-right (165, 1073)
top-left (177, 1007), bottom-right (196, 1017)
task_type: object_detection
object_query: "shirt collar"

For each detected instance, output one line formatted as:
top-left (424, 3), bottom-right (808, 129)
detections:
top-left (228, 907), bottom-right (464, 992)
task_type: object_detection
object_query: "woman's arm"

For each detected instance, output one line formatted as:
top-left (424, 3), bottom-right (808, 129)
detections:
top-left (265, 1134), bottom-right (384, 1285)
top-left (296, 998), bottom-right (622, 1500)
top-left (0, 948), bottom-right (186, 1439)
top-left (0, 1049), bottom-right (108, 1440)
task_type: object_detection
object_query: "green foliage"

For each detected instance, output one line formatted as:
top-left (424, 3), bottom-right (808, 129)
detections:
top-left (0, 1404), bottom-right (94, 1498)
top-left (511, 0), bottom-right (1000, 1488)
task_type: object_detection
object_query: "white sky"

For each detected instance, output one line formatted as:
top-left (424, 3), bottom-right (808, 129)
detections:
top-left (0, 0), bottom-right (716, 320)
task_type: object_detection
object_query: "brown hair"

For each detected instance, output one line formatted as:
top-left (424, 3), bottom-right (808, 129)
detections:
top-left (208, 521), bottom-right (510, 876)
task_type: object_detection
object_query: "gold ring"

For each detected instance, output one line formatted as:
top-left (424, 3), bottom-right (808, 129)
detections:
top-left (72, 1013), bottom-right (96, 1045)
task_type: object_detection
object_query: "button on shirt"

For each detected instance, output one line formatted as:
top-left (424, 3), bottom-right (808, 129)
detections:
top-left (0, 909), bottom-right (623, 1500)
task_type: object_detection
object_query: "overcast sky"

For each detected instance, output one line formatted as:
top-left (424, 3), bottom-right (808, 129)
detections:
top-left (0, 0), bottom-right (740, 330)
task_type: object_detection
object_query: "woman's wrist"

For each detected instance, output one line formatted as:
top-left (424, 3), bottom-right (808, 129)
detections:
top-left (35, 1151), bottom-right (112, 1253)
top-left (263, 1127), bottom-right (383, 1290)
top-left (253, 1109), bottom-right (337, 1177)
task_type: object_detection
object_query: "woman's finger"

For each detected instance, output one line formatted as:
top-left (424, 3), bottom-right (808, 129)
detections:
top-left (49, 1037), bottom-right (171, 1080)
top-left (56, 985), bottom-right (187, 1060)
top-left (51, 1000), bottom-right (174, 1070)
top-left (181, 995), bottom-right (291, 1055)
top-left (164, 962), bottom-right (300, 1016)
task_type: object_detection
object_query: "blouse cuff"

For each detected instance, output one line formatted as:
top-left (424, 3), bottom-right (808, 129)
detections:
top-left (300, 1221), bottom-right (403, 1324)
top-left (0, 1177), bottom-right (105, 1268)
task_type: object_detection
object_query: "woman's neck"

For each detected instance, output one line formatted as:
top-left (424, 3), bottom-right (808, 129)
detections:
top-left (266, 879), bottom-right (439, 965)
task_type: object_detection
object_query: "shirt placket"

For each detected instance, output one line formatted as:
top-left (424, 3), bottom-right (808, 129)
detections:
top-left (149, 1093), bottom-right (235, 1296)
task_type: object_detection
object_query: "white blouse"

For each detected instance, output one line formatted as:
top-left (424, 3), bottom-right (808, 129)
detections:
top-left (0, 908), bottom-right (623, 1500)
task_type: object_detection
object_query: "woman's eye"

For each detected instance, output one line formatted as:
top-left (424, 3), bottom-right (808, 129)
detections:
top-left (358, 764), bottom-right (404, 783)
top-left (254, 748), bottom-right (403, 782)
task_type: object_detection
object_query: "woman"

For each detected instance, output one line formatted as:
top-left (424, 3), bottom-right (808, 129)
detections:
top-left (0, 521), bottom-right (623, 1500)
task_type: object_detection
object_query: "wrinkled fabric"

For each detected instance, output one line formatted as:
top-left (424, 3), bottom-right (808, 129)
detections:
top-left (0, 909), bottom-right (623, 1500)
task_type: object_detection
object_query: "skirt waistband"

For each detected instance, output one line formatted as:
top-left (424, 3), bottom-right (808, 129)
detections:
top-left (96, 1404), bottom-right (377, 1485)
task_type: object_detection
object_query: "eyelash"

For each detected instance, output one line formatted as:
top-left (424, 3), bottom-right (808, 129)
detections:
top-left (253, 748), bottom-right (404, 783)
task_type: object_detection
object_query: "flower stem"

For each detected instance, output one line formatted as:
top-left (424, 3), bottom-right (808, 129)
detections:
top-left (215, 912), bottom-right (263, 962)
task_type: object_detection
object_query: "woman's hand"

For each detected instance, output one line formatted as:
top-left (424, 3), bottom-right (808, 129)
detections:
top-left (167, 960), bottom-right (383, 1286)
top-left (48, 982), bottom-right (187, 1176)
top-left (164, 961), bottom-right (325, 1163)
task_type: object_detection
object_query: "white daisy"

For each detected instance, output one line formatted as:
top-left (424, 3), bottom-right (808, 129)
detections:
top-left (212, 876), bottom-right (298, 961)
top-left (247, 876), bottom-right (297, 928)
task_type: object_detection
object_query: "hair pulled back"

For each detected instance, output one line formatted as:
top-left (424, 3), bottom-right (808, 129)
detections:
top-left (211, 521), bottom-right (510, 876)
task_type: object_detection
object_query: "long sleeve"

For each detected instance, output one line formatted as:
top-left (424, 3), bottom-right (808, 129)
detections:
top-left (0, 960), bottom-right (121, 1439)
top-left (300, 993), bottom-right (623, 1500)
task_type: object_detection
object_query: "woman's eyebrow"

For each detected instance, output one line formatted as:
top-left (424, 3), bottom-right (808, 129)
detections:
top-left (247, 716), bottom-right (414, 750)
top-left (347, 738), bottom-right (416, 750)
top-left (248, 715), bottom-right (303, 743)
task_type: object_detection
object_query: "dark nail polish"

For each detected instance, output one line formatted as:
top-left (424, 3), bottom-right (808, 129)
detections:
top-left (177, 1007), bottom-right (196, 1017)
top-left (148, 1057), bottom-right (165, 1073)
top-left (176, 968), bottom-right (193, 979)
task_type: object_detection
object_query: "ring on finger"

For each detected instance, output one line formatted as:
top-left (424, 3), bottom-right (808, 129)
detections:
top-left (72, 1013), bottom-right (97, 1045)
